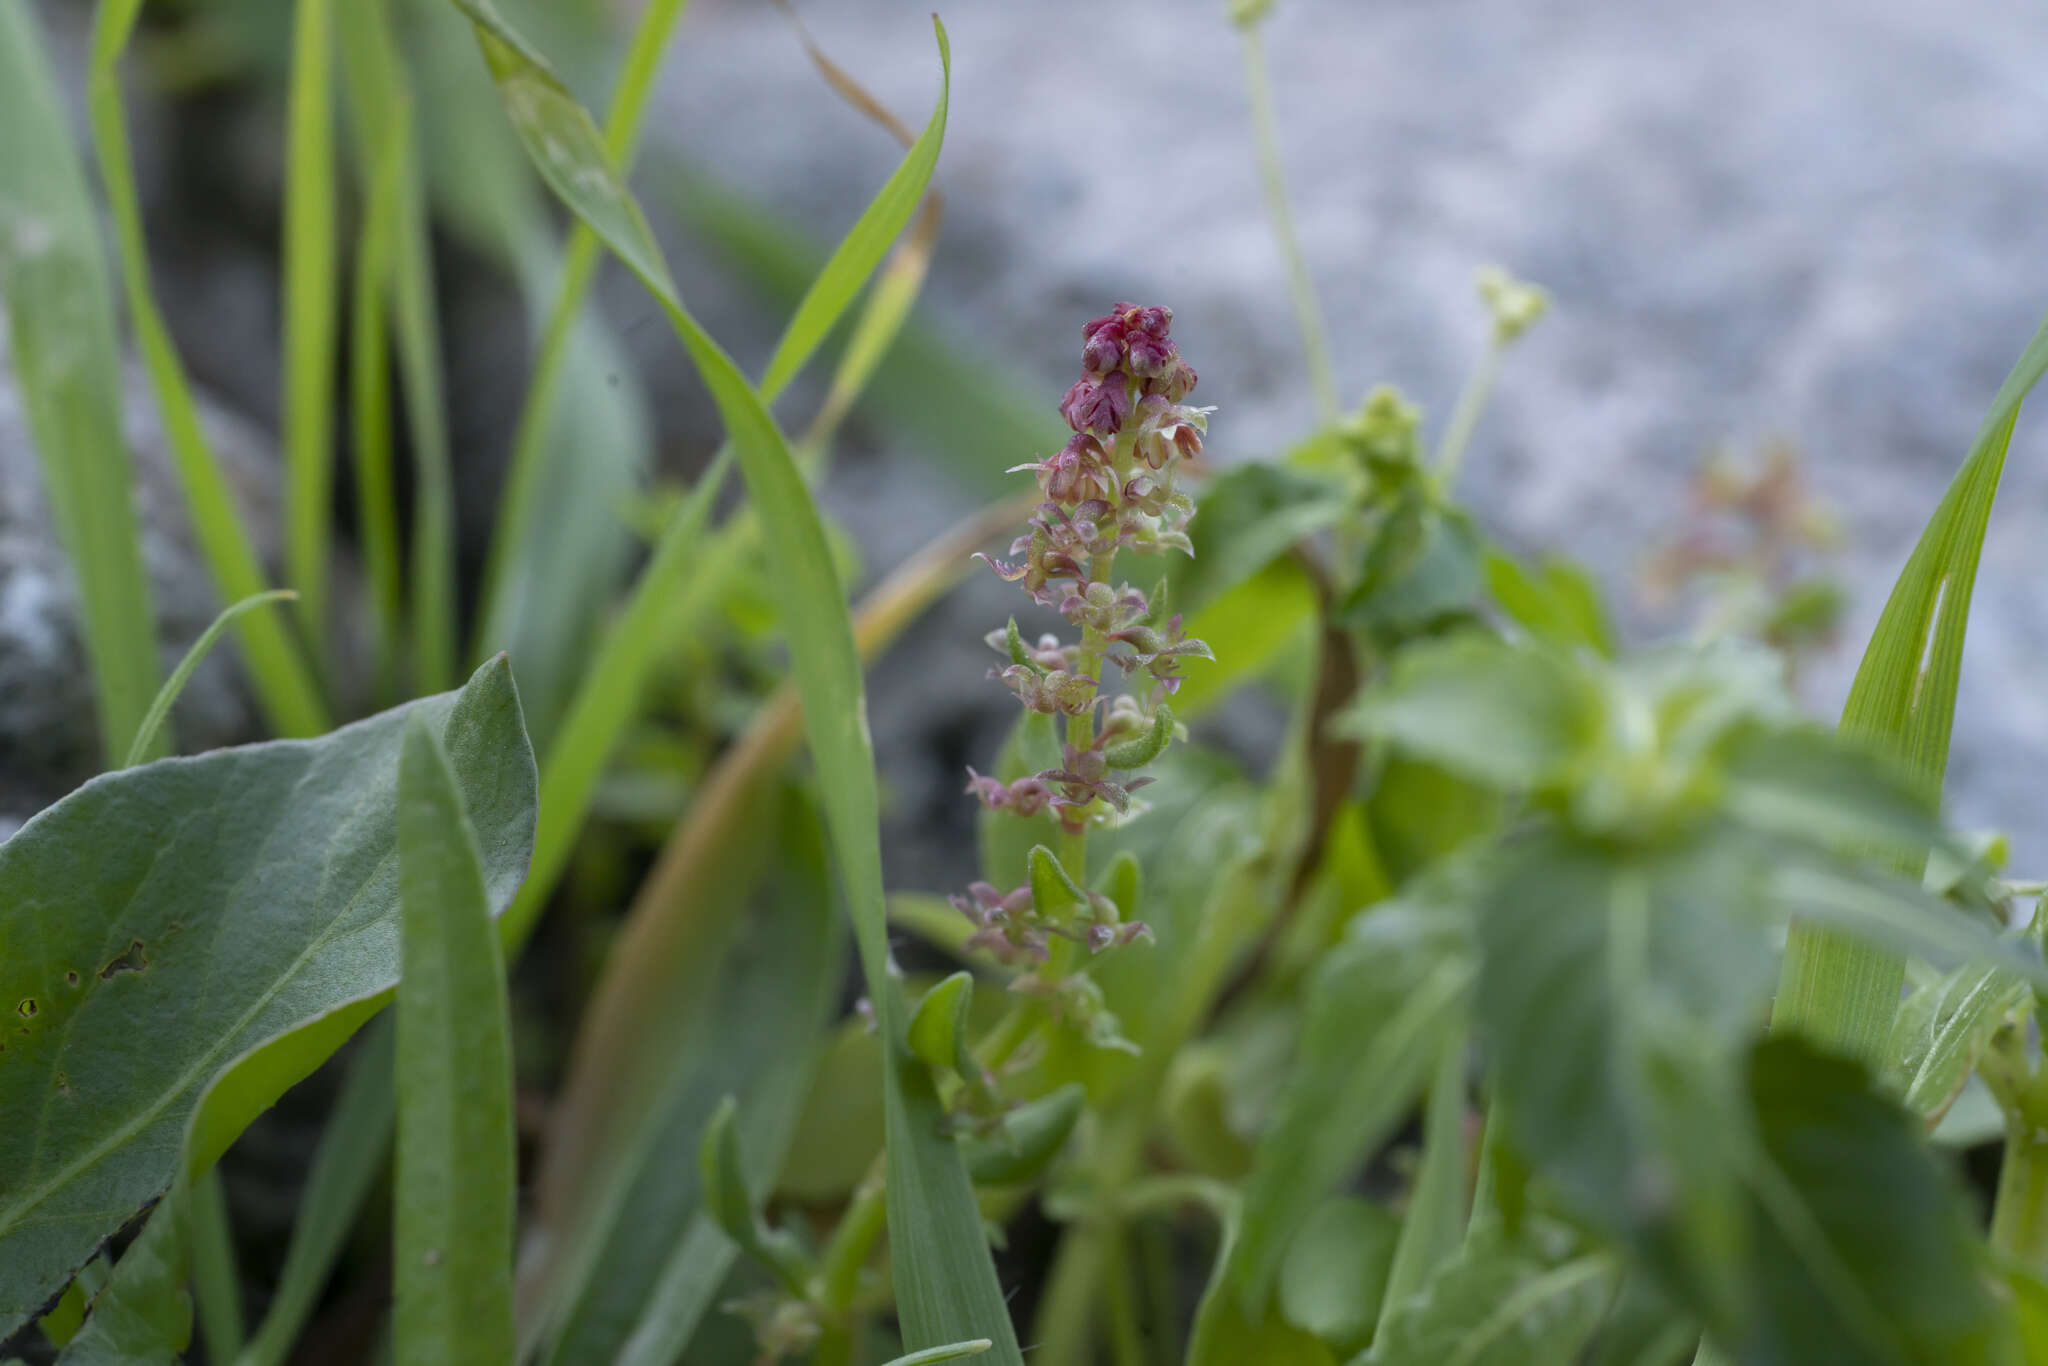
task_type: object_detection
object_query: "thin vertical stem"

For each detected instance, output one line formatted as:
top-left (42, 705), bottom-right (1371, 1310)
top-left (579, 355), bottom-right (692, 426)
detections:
top-left (1992, 1122), bottom-right (2048, 1269)
top-left (1434, 340), bottom-right (1503, 488)
top-left (1238, 24), bottom-right (1339, 423)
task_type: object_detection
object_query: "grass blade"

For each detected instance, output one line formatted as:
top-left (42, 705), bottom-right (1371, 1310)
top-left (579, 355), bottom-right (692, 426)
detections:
top-left (393, 718), bottom-right (518, 1366)
top-left (0, 0), bottom-right (161, 766)
top-left (86, 0), bottom-right (330, 739)
top-left (124, 590), bottom-right (297, 768)
top-left (187, 1169), bottom-right (245, 1364)
top-left (1774, 307), bottom-right (2048, 1063)
top-left (337, 0), bottom-right (459, 694)
top-left (233, 1023), bottom-right (395, 1366)
top-left (283, 0), bottom-right (340, 658)
top-left (439, 8), bottom-right (1018, 1354)
top-left (532, 495), bottom-right (1028, 1245)
top-left (500, 2), bottom-right (951, 948)
top-left (472, 0), bottom-right (692, 676)
top-left (536, 794), bottom-right (840, 1366)
top-left (345, 95), bottom-right (406, 695)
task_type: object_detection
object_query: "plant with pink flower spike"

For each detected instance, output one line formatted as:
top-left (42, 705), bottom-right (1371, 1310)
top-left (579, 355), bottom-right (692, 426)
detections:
top-left (953, 303), bottom-right (1215, 1036)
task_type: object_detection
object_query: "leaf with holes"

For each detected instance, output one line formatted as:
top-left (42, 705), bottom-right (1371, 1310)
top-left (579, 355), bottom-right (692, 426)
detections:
top-left (0, 657), bottom-right (536, 1337)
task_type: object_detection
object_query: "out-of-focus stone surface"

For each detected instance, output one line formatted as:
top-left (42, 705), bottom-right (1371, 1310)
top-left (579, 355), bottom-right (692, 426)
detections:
top-left (0, 331), bottom-right (275, 826)
top-left (659, 0), bottom-right (2048, 865)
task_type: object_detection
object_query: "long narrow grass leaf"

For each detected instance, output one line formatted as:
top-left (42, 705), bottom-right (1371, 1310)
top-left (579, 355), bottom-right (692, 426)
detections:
top-left (345, 99), bottom-right (406, 692)
top-left (336, 0), bottom-right (458, 693)
top-left (0, 0), bottom-right (161, 766)
top-left (282, 0), bottom-right (339, 656)
top-left (187, 1169), bottom-right (245, 1364)
top-left (439, 11), bottom-right (1016, 1355)
top-left (85, 0), bottom-right (330, 739)
top-left (473, 0), bottom-right (692, 662)
top-left (1775, 307), bottom-right (2048, 1062)
top-left (393, 718), bottom-right (518, 1366)
top-left (124, 590), bottom-right (297, 769)
top-left (502, 0), bottom-right (949, 947)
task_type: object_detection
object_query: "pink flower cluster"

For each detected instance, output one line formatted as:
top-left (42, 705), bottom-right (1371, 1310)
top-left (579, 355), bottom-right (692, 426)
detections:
top-left (951, 304), bottom-right (1217, 964)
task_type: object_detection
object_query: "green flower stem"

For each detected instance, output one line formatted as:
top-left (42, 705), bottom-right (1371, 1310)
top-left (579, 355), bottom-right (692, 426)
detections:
top-left (1102, 1222), bottom-right (1149, 1366)
top-left (1992, 1122), bottom-right (2048, 1268)
top-left (1237, 22), bottom-right (1339, 423)
top-left (819, 1168), bottom-right (890, 1313)
top-left (1434, 338), bottom-right (1503, 489)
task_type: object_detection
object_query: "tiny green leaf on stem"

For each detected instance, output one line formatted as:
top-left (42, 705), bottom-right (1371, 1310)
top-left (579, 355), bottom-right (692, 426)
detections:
top-left (1028, 845), bottom-right (1088, 918)
top-left (393, 717), bottom-right (518, 1366)
top-left (1103, 705), bottom-right (1175, 770)
top-left (909, 972), bottom-right (979, 1081)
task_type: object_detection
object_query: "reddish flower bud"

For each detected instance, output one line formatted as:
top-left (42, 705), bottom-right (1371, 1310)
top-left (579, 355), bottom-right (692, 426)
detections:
top-left (1081, 317), bottom-right (1126, 373)
top-left (1124, 330), bottom-right (1175, 378)
top-left (1059, 372), bottom-right (1132, 434)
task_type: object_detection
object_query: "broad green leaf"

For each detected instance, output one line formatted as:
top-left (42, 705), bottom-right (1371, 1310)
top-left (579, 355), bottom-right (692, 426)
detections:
top-left (1484, 550), bottom-right (1615, 657)
top-left (536, 804), bottom-right (839, 1366)
top-left (51, 1199), bottom-right (189, 1366)
top-left (392, 717), bottom-right (518, 1366)
top-left (1776, 307), bottom-right (2048, 1062)
top-left (1361, 1233), bottom-right (1609, 1366)
top-left (1474, 837), bottom-right (1774, 1328)
top-left (1174, 462), bottom-right (1351, 614)
top-left (0, 0), bottom-right (161, 765)
top-left (961, 1084), bottom-right (1086, 1187)
top-left (777, 1018), bottom-right (886, 1202)
top-left (1739, 1036), bottom-right (2016, 1365)
top-left (436, 8), bottom-right (1016, 1356)
top-left (1768, 862), bottom-right (2048, 997)
top-left (1891, 963), bottom-right (2028, 1125)
top-left (85, 0), bottom-right (329, 739)
top-left (1721, 727), bottom-right (1945, 864)
top-left (1339, 634), bottom-right (1592, 790)
top-left (1344, 502), bottom-right (1487, 638)
top-left (1231, 904), bottom-right (1474, 1315)
top-left (1191, 1205), bottom-right (1341, 1366)
top-left (0, 658), bottom-right (536, 1337)
top-left (1277, 1197), bottom-right (1399, 1355)
top-left (1171, 555), bottom-right (1320, 720)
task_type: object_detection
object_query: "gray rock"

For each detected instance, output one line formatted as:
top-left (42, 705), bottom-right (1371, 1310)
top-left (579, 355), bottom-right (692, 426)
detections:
top-left (0, 330), bottom-right (277, 821)
top-left (659, 0), bottom-right (2048, 865)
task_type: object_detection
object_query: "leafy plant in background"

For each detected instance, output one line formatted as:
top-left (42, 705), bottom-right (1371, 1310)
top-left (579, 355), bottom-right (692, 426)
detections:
top-left (5, 0), bottom-right (2048, 1364)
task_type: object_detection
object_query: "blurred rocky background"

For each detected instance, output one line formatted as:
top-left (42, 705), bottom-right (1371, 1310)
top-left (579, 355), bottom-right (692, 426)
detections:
top-left (7, 0), bottom-right (2048, 865)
